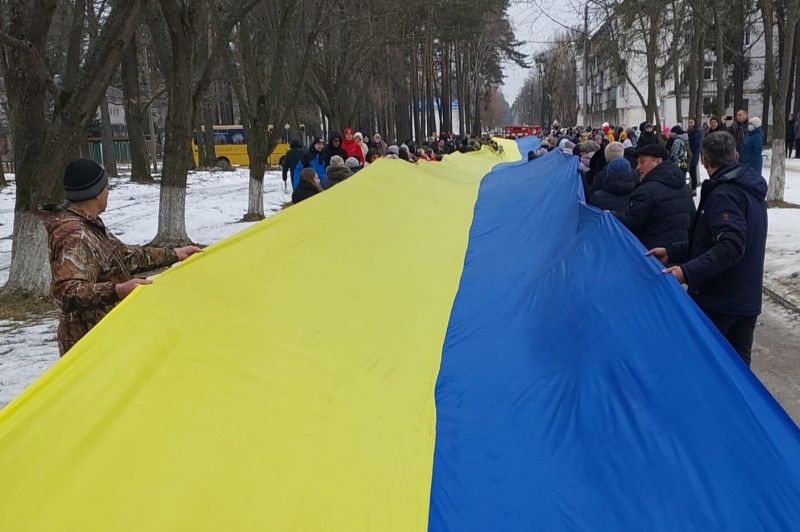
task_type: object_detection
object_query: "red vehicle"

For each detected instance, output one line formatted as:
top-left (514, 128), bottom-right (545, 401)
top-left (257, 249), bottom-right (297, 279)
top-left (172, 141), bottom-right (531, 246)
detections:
top-left (503, 124), bottom-right (542, 138)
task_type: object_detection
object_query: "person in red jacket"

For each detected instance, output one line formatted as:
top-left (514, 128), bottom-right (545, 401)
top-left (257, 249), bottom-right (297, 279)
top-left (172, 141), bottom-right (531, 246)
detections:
top-left (341, 127), bottom-right (365, 165)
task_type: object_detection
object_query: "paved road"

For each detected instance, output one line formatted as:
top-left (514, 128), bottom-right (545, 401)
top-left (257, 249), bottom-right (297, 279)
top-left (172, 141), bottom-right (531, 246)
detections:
top-left (753, 298), bottom-right (800, 425)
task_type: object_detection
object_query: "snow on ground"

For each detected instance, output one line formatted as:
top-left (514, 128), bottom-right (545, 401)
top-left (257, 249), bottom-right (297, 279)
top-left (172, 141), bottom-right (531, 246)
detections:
top-left (762, 152), bottom-right (800, 308)
top-left (0, 168), bottom-right (290, 406)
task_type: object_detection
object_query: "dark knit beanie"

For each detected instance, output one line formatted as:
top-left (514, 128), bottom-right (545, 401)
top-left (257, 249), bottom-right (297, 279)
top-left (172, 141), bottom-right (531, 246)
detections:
top-left (64, 159), bottom-right (108, 202)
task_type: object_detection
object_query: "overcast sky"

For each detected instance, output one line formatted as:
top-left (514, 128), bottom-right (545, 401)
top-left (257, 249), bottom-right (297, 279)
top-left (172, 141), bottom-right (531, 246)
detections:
top-left (501, 2), bottom-right (583, 104)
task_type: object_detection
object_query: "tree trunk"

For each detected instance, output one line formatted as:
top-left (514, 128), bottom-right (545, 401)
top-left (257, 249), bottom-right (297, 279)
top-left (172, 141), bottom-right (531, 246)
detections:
top-left (731, 0), bottom-right (746, 111)
top-left (687, 12), bottom-right (699, 121)
top-left (674, 58), bottom-right (683, 124)
top-left (473, 85), bottom-right (483, 135)
top-left (792, 21), bottom-right (800, 114)
top-left (121, 33), bottom-right (152, 182)
top-left (646, 13), bottom-right (662, 127)
top-left (202, 99), bottom-right (216, 167)
top-left (695, 29), bottom-right (706, 120)
top-left (761, 0), bottom-right (799, 201)
top-left (455, 47), bottom-right (466, 136)
top-left (0, 153), bottom-right (6, 188)
top-left (763, 76), bottom-right (772, 139)
top-left (425, 37), bottom-right (436, 137)
top-left (99, 94), bottom-right (118, 176)
top-left (244, 127), bottom-right (268, 221)
top-left (714, 5), bottom-right (727, 118)
top-left (410, 46), bottom-right (422, 143)
top-left (153, 36), bottom-right (193, 246)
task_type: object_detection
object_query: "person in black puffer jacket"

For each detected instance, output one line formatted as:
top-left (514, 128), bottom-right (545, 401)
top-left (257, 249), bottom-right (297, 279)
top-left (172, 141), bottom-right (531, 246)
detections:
top-left (614, 144), bottom-right (695, 249)
top-left (589, 158), bottom-right (637, 213)
top-left (637, 122), bottom-right (661, 147)
top-left (652, 132), bottom-right (768, 366)
top-left (321, 131), bottom-right (347, 167)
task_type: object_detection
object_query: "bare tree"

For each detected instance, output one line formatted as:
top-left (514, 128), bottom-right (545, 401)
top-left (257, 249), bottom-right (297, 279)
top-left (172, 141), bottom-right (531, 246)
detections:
top-left (87, 1), bottom-right (119, 177)
top-left (760, 0), bottom-right (800, 201)
top-left (146, 0), bottom-right (262, 247)
top-left (121, 30), bottom-right (152, 182)
top-left (0, 0), bottom-right (144, 296)
top-left (225, 0), bottom-right (322, 220)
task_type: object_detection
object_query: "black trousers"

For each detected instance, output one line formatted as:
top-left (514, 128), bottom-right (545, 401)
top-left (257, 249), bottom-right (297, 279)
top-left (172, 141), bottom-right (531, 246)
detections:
top-left (788, 139), bottom-right (795, 158)
top-left (705, 311), bottom-right (758, 366)
top-left (689, 156), bottom-right (699, 190)
top-left (795, 139), bottom-right (800, 158)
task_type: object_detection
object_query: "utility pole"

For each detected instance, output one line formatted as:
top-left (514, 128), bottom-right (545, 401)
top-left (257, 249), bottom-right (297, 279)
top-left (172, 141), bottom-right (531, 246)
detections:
top-left (583, 3), bottom-right (589, 127)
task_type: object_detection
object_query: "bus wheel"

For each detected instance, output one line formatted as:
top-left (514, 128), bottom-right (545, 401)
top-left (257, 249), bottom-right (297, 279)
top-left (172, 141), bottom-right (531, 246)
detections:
top-left (215, 157), bottom-right (232, 170)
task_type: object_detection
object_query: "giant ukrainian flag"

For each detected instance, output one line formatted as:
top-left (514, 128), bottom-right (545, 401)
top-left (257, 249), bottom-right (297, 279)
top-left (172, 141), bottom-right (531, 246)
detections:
top-left (1, 138), bottom-right (799, 530)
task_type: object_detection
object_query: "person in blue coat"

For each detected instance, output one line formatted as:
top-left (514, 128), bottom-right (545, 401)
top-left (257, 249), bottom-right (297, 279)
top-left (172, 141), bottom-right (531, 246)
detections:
top-left (650, 131), bottom-right (768, 366)
top-left (740, 117), bottom-right (764, 175)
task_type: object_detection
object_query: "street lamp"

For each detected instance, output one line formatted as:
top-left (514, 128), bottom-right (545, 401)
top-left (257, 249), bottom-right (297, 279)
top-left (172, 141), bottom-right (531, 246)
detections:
top-left (284, 123), bottom-right (290, 144)
top-left (299, 124), bottom-right (306, 147)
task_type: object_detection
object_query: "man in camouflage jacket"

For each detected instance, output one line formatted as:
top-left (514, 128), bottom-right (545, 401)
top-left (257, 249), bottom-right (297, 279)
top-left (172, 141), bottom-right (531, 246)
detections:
top-left (41, 159), bottom-right (201, 355)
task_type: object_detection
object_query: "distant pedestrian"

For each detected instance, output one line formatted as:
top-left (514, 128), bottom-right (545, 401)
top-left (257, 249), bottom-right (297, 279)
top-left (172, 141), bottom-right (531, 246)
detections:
top-left (741, 117), bottom-right (764, 175)
top-left (687, 117), bottom-right (703, 195)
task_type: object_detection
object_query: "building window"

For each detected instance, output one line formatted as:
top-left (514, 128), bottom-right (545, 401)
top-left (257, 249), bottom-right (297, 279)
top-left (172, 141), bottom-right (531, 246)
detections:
top-left (704, 61), bottom-right (714, 81)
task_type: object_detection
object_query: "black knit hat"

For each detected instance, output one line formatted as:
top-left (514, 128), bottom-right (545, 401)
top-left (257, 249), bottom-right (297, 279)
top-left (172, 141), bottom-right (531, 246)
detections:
top-left (64, 159), bottom-right (108, 202)
top-left (635, 144), bottom-right (669, 160)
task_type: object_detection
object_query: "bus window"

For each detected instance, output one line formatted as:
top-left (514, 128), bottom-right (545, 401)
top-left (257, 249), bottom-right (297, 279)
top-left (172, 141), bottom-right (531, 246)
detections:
top-left (213, 128), bottom-right (246, 145)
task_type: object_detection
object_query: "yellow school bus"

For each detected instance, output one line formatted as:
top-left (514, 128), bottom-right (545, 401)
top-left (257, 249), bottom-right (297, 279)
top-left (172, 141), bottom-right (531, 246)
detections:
top-left (192, 125), bottom-right (290, 168)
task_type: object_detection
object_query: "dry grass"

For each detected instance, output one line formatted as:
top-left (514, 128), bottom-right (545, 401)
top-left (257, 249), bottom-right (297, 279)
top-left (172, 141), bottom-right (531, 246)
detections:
top-left (768, 200), bottom-right (800, 209)
top-left (0, 291), bottom-right (57, 321)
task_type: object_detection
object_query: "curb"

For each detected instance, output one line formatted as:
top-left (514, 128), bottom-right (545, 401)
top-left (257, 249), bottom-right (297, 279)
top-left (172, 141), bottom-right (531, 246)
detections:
top-left (763, 282), bottom-right (800, 316)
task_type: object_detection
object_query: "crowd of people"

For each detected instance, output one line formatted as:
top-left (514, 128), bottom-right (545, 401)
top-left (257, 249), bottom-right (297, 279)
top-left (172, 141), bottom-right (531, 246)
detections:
top-left (282, 128), bottom-right (500, 204)
top-left (533, 110), bottom-right (767, 366)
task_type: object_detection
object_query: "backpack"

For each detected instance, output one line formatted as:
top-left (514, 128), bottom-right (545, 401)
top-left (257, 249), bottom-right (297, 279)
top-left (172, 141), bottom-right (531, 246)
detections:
top-left (671, 138), bottom-right (690, 171)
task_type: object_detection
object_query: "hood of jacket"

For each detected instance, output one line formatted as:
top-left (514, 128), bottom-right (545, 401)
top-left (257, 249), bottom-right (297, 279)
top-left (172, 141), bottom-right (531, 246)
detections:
top-left (710, 163), bottom-right (767, 201)
top-left (602, 163), bottom-right (637, 196)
